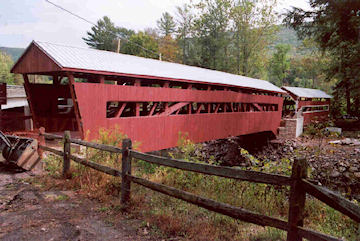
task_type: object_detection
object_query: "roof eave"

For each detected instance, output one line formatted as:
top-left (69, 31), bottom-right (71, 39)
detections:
top-left (63, 67), bottom-right (286, 94)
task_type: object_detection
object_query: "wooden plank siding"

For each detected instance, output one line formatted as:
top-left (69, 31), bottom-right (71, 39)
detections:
top-left (74, 83), bottom-right (283, 152)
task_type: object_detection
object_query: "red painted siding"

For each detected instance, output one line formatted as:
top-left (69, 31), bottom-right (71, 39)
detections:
top-left (303, 111), bottom-right (329, 125)
top-left (74, 83), bottom-right (283, 152)
top-left (298, 100), bottom-right (330, 109)
top-left (11, 45), bottom-right (61, 74)
top-left (298, 100), bottom-right (330, 125)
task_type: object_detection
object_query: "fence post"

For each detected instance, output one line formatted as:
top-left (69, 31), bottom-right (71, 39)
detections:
top-left (287, 158), bottom-right (307, 241)
top-left (38, 127), bottom-right (45, 158)
top-left (63, 130), bottom-right (71, 178)
top-left (121, 138), bottom-right (132, 206)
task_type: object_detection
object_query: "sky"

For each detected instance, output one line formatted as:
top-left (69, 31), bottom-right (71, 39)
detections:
top-left (0, 0), bottom-right (310, 48)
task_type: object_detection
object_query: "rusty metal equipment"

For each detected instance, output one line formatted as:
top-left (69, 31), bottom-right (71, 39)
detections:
top-left (0, 131), bottom-right (40, 170)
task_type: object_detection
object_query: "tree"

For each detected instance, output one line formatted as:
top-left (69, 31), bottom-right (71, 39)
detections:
top-left (159, 35), bottom-right (180, 62)
top-left (231, 0), bottom-right (278, 78)
top-left (284, 0), bottom-right (360, 115)
top-left (83, 16), bottom-right (135, 52)
top-left (193, 0), bottom-right (232, 71)
top-left (175, 4), bottom-right (194, 64)
top-left (83, 16), bottom-right (118, 51)
top-left (269, 44), bottom-right (290, 86)
top-left (0, 52), bottom-right (22, 85)
top-left (157, 12), bottom-right (176, 37)
top-left (122, 32), bottom-right (159, 59)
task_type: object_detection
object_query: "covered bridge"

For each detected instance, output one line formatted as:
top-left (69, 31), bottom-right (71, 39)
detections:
top-left (12, 41), bottom-right (285, 152)
top-left (282, 86), bottom-right (332, 125)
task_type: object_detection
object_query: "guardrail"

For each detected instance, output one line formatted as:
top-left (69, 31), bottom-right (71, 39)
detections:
top-left (38, 130), bottom-right (360, 241)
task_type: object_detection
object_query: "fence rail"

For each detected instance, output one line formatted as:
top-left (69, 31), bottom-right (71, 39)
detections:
top-left (38, 130), bottom-right (360, 241)
top-left (131, 150), bottom-right (291, 186)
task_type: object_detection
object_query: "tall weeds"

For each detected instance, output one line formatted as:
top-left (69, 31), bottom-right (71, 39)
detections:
top-left (40, 129), bottom-right (359, 240)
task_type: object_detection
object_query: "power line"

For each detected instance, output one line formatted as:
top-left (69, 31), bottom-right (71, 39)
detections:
top-left (45, 0), bottom-right (165, 60)
top-left (45, 0), bottom-right (96, 26)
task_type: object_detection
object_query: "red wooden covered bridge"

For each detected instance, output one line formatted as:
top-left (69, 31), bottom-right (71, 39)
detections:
top-left (11, 41), bottom-right (286, 152)
top-left (282, 86), bottom-right (332, 125)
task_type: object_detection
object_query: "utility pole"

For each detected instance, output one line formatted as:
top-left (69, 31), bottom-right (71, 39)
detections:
top-left (116, 39), bottom-right (121, 53)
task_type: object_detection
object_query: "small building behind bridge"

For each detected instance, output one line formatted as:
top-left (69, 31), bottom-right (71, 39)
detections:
top-left (279, 86), bottom-right (332, 139)
top-left (0, 84), bottom-right (32, 132)
top-left (282, 86), bottom-right (332, 125)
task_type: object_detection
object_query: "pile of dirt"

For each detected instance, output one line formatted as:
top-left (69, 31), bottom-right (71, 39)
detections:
top-left (197, 135), bottom-right (297, 166)
top-left (197, 132), bottom-right (280, 166)
top-left (196, 134), bottom-right (360, 200)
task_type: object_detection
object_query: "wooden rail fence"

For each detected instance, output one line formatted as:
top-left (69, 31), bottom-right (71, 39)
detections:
top-left (38, 130), bottom-right (360, 241)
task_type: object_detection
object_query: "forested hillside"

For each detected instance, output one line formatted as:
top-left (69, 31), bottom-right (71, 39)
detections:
top-left (1, 0), bottom-right (359, 116)
top-left (0, 47), bottom-right (25, 62)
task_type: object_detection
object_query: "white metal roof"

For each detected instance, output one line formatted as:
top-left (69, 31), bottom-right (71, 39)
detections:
top-left (2, 99), bottom-right (28, 110)
top-left (282, 86), bottom-right (332, 99)
top-left (7, 85), bottom-right (26, 98)
top-left (33, 41), bottom-right (285, 93)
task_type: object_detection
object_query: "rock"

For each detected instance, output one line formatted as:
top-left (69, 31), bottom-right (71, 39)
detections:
top-left (343, 138), bottom-right (352, 145)
top-left (354, 172), bottom-right (360, 179)
top-left (330, 170), bottom-right (341, 178)
top-left (325, 127), bottom-right (342, 135)
top-left (344, 171), bottom-right (352, 179)
top-left (339, 166), bottom-right (347, 172)
top-left (329, 138), bottom-right (360, 145)
top-left (349, 166), bottom-right (358, 172)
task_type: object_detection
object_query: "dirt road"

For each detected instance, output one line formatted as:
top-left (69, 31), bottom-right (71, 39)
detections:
top-left (0, 163), bottom-right (153, 241)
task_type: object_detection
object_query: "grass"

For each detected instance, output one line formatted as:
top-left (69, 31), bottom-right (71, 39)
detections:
top-left (37, 129), bottom-right (359, 241)
top-left (56, 194), bottom-right (69, 201)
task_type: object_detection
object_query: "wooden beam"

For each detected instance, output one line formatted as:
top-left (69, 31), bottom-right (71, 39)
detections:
top-left (149, 103), bottom-right (158, 116)
top-left (121, 139), bottom-right (132, 205)
top-left (53, 75), bottom-right (60, 85)
top-left (163, 81), bottom-right (170, 88)
top-left (115, 103), bottom-right (126, 118)
top-left (71, 154), bottom-right (121, 177)
top-left (134, 79), bottom-right (141, 86)
top-left (63, 130), bottom-right (71, 178)
top-left (130, 150), bottom-right (291, 186)
top-left (214, 103), bottom-right (220, 113)
top-left (22, 74), bottom-right (38, 128)
top-left (188, 103), bottom-right (192, 114)
top-left (128, 175), bottom-right (288, 231)
top-left (98, 75), bottom-right (105, 83)
top-left (159, 102), bottom-right (190, 116)
top-left (67, 73), bottom-right (83, 137)
top-left (40, 132), bottom-right (63, 140)
top-left (38, 144), bottom-right (63, 156)
top-left (297, 227), bottom-right (342, 241)
top-left (287, 158), bottom-right (307, 241)
top-left (302, 179), bottom-right (360, 223)
top-left (196, 103), bottom-right (203, 114)
top-left (70, 137), bottom-right (122, 153)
